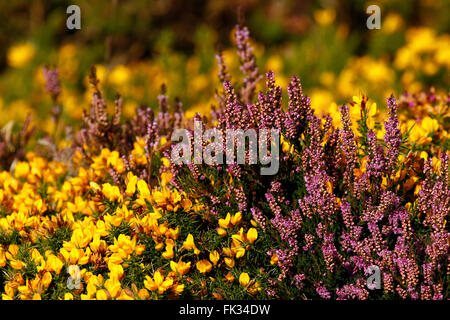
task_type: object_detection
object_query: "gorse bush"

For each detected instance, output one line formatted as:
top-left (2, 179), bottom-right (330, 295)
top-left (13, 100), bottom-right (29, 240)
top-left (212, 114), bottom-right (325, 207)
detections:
top-left (0, 23), bottom-right (448, 300)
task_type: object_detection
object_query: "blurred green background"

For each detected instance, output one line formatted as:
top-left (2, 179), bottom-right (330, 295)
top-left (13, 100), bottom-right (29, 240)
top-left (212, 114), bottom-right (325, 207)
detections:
top-left (0, 0), bottom-right (449, 133)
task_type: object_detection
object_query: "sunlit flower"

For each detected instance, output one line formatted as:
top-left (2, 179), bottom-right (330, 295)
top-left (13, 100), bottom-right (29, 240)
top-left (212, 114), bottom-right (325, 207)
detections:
top-left (209, 250), bottom-right (220, 266)
top-left (7, 42), bottom-right (35, 68)
top-left (144, 271), bottom-right (174, 294)
top-left (196, 260), bottom-right (212, 274)
top-left (239, 272), bottom-right (250, 287)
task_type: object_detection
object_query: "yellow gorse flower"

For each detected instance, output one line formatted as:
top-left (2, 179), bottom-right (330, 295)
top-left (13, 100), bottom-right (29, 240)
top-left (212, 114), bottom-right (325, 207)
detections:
top-left (247, 228), bottom-right (258, 244)
top-left (125, 172), bottom-right (138, 197)
top-left (170, 258), bottom-right (191, 276)
top-left (144, 271), bottom-right (174, 294)
top-left (239, 272), bottom-right (250, 287)
top-left (209, 250), bottom-right (220, 266)
top-left (7, 42), bottom-right (35, 68)
top-left (182, 234), bottom-right (200, 255)
top-left (196, 259), bottom-right (212, 274)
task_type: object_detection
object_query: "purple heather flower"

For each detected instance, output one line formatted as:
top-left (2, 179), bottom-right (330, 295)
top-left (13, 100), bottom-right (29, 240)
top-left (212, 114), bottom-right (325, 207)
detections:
top-left (383, 95), bottom-right (401, 173)
top-left (366, 130), bottom-right (386, 179)
top-left (316, 283), bottom-right (331, 299)
top-left (235, 24), bottom-right (261, 104)
top-left (42, 67), bottom-right (61, 99)
top-left (339, 104), bottom-right (357, 193)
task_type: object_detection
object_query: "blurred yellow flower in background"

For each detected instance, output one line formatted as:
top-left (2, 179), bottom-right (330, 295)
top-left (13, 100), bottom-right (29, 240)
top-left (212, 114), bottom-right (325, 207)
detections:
top-left (109, 65), bottom-right (131, 87)
top-left (382, 13), bottom-right (404, 34)
top-left (7, 42), bottom-right (35, 68)
top-left (310, 89), bottom-right (334, 116)
top-left (314, 8), bottom-right (336, 26)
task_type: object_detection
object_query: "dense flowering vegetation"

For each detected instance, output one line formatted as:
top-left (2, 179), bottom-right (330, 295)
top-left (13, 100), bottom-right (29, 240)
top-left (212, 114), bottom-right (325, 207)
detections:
top-left (0, 2), bottom-right (449, 300)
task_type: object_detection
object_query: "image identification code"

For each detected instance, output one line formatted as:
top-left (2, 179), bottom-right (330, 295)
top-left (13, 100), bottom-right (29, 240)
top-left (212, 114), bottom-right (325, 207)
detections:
top-left (178, 304), bottom-right (271, 317)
